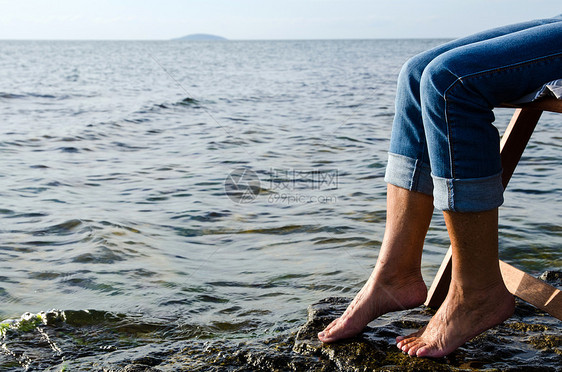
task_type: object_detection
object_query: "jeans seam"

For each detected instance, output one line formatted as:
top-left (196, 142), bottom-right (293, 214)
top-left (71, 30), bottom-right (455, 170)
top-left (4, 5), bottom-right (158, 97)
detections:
top-left (447, 179), bottom-right (453, 210)
top-left (450, 52), bottom-right (562, 86)
top-left (443, 52), bottom-right (562, 179)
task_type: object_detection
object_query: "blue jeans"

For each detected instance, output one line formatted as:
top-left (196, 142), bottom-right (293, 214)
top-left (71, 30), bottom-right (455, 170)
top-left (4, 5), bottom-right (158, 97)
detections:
top-left (385, 15), bottom-right (562, 212)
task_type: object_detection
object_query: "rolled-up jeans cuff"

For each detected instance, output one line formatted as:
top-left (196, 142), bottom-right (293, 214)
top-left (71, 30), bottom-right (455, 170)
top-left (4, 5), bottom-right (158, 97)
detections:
top-left (384, 153), bottom-right (433, 196)
top-left (432, 172), bottom-right (504, 212)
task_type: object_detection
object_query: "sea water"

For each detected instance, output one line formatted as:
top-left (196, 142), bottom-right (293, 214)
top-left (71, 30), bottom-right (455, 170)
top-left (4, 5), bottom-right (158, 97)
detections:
top-left (0, 39), bottom-right (560, 370)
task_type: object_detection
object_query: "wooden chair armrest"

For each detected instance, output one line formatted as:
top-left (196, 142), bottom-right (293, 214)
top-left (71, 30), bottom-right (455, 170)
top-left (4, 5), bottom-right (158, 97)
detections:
top-left (499, 97), bottom-right (562, 113)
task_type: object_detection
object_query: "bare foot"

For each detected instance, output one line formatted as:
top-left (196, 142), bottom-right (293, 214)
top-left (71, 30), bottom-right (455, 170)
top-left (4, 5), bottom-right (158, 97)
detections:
top-left (396, 281), bottom-right (515, 358)
top-left (318, 270), bottom-right (427, 343)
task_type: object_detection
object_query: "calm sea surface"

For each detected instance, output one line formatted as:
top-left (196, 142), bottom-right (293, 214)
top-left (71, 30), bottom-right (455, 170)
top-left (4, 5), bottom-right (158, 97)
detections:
top-left (0, 40), bottom-right (560, 370)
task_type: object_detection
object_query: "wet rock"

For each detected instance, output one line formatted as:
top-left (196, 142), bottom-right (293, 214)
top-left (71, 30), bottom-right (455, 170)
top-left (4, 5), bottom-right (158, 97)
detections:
top-left (2, 273), bottom-right (560, 371)
top-left (293, 297), bottom-right (454, 371)
top-left (539, 270), bottom-right (562, 287)
top-left (120, 365), bottom-right (162, 372)
top-left (528, 334), bottom-right (562, 353)
top-left (291, 295), bottom-right (562, 371)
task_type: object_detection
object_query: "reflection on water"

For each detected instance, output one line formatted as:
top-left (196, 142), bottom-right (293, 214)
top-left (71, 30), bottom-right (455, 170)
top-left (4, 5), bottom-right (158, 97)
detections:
top-left (0, 40), bottom-right (559, 370)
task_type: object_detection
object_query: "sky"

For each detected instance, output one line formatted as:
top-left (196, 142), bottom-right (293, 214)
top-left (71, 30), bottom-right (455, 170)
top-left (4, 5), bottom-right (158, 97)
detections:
top-left (0, 0), bottom-right (560, 40)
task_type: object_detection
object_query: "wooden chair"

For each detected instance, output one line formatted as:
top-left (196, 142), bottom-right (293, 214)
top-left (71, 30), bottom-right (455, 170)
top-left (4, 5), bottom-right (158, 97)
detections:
top-left (425, 97), bottom-right (562, 321)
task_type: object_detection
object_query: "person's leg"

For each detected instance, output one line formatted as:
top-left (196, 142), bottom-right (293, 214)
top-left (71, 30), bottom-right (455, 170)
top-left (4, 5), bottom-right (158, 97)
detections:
top-left (319, 15), bottom-right (562, 346)
top-left (422, 20), bottom-right (562, 212)
top-left (396, 208), bottom-right (515, 357)
top-left (318, 184), bottom-right (433, 343)
top-left (389, 14), bottom-right (562, 192)
top-left (396, 19), bottom-right (562, 356)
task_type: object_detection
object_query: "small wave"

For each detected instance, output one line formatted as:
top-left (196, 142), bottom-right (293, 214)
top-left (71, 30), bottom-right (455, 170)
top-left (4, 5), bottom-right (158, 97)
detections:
top-left (28, 93), bottom-right (57, 99)
top-left (124, 117), bottom-right (151, 124)
top-left (510, 188), bottom-right (553, 195)
top-left (138, 97), bottom-right (203, 113)
top-left (0, 92), bottom-right (25, 99)
top-left (0, 91), bottom-right (97, 102)
top-left (237, 224), bottom-right (315, 235)
top-left (4, 211), bottom-right (48, 219)
top-left (176, 97), bottom-right (201, 107)
top-left (58, 146), bottom-right (81, 153)
top-left (0, 92), bottom-right (57, 100)
top-left (0, 208), bottom-right (15, 215)
top-left (111, 141), bottom-right (148, 151)
top-left (0, 309), bottom-right (157, 370)
top-left (34, 219), bottom-right (83, 235)
top-left (184, 211), bottom-right (232, 223)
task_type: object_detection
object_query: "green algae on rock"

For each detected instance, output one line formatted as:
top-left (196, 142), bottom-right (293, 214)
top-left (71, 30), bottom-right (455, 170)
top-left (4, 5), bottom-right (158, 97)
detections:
top-left (1, 273), bottom-right (560, 371)
top-left (291, 289), bottom-right (561, 371)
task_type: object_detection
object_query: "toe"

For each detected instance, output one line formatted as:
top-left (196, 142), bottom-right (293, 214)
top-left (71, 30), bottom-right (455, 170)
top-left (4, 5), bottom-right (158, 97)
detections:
top-left (399, 338), bottom-right (414, 353)
top-left (407, 340), bottom-right (424, 356)
top-left (415, 346), bottom-right (429, 358)
top-left (415, 344), bottom-right (447, 358)
top-left (401, 343), bottom-right (414, 355)
top-left (397, 325), bottom-right (426, 344)
top-left (318, 328), bottom-right (335, 342)
top-left (400, 337), bottom-right (426, 357)
top-left (318, 319), bottom-right (339, 340)
top-left (396, 336), bottom-right (416, 349)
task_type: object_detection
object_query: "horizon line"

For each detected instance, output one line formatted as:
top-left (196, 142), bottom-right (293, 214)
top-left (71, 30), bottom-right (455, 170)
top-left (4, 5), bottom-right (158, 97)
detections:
top-left (0, 36), bottom-right (454, 42)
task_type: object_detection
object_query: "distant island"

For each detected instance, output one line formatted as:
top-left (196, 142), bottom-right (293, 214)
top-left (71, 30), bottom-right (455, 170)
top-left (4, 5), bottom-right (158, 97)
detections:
top-left (173, 34), bottom-right (227, 41)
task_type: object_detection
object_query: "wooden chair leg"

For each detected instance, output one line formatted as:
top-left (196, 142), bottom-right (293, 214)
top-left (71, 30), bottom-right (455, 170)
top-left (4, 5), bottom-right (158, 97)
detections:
top-left (500, 262), bottom-right (562, 320)
top-left (499, 107), bottom-right (542, 186)
top-left (426, 249), bottom-right (562, 321)
top-left (425, 246), bottom-right (452, 309)
top-left (425, 105), bottom-right (562, 321)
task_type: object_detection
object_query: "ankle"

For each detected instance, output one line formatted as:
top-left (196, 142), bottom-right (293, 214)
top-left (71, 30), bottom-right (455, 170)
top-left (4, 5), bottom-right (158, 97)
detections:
top-left (451, 269), bottom-right (507, 293)
top-left (375, 260), bottom-right (422, 279)
top-left (448, 279), bottom-right (511, 303)
top-left (373, 269), bottom-right (422, 288)
top-left (369, 269), bottom-right (426, 296)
